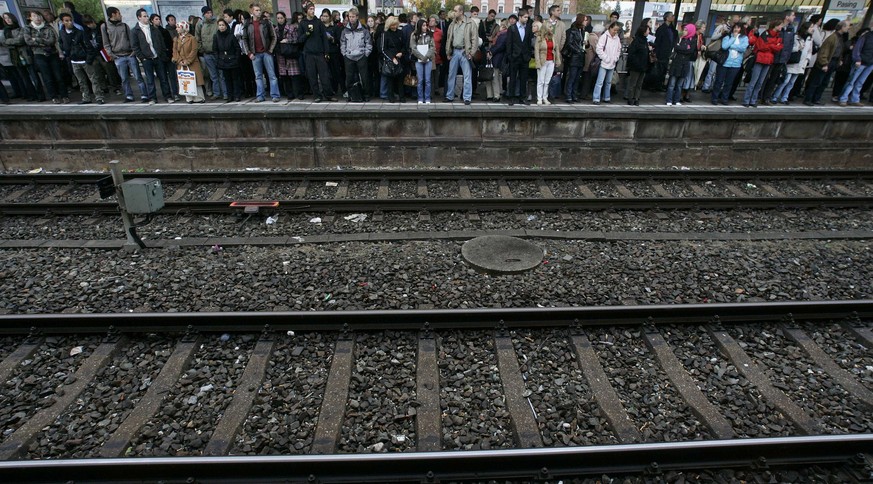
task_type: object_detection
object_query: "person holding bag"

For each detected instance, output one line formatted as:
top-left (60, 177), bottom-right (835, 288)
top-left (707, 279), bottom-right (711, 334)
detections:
top-left (410, 19), bottom-right (434, 104)
top-left (665, 23), bottom-right (696, 106)
top-left (381, 16), bottom-right (405, 103)
top-left (275, 12), bottom-right (303, 100)
top-left (173, 20), bottom-right (205, 103)
top-left (711, 22), bottom-right (748, 105)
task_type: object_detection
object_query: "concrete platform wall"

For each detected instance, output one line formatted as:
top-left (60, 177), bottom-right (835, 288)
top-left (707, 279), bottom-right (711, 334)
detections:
top-left (1, 109), bottom-right (870, 171)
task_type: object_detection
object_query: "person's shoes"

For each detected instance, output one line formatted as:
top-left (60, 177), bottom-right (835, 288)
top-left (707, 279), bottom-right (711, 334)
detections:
top-left (148, 100), bottom-right (156, 105)
top-left (464, 100), bottom-right (470, 105)
top-left (742, 103), bottom-right (750, 107)
top-left (114, 89), bottom-right (122, 96)
top-left (256, 97), bottom-right (266, 103)
top-left (633, 99), bottom-right (639, 106)
top-left (849, 102), bottom-right (863, 107)
top-left (187, 100), bottom-right (193, 104)
top-left (173, 95), bottom-right (181, 102)
top-left (444, 98), bottom-right (452, 102)
top-left (97, 99), bottom-right (105, 105)
top-left (272, 97), bottom-right (280, 102)
top-left (627, 99), bottom-right (633, 105)
top-left (508, 98), bottom-right (515, 106)
top-left (839, 101), bottom-right (848, 107)
top-left (711, 100), bottom-right (718, 105)
top-left (750, 104), bottom-right (758, 108)
top-left (702, 89), bottom-right (711, 94)
top-left (603, 99), bottom-right (611, 103)
top-left (729, 96), bottom-right (737, 101)
top-left (327, 96), bottom-right (338, 102)
top-left (666, 102), bottom-right (672, 106)
top-left (62, 97), bottom-right (70, 104)
top-left (537, 99), bottom-right (543, 105)
top-left (674, 102), bottom-right (682, 106)
top-left (418, 100), bottom-right (423, 104)
top-left (593, 100), bottom-right (600, 105)
top-left (425, 100), bottom-right (431, 104)
top-left (141, 98), bottom-right (149, 104)
top-left (52, 98), bottom-right (60, 104)
top-left (719, 100), bottom-right (728, 105)
top-left (167, 98), bottom-right (175, 104)
top-left (813, 101), bottom-right (823, 105)
top-left (313, 96), bottom-right (323, 103)
top-left (763, 99), bottom-right (773, 105)
top-left (521, 99), bottom-right (530, 105)
top-left (363, 97), bottom-right (370, 102)
top-left (78, 100), bottom-right (92, 105)
top-left (544, 99), bottom-right (551, 105)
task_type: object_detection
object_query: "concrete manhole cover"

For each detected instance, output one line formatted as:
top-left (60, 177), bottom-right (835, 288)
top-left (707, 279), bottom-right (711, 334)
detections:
top-left (461, 235), bottom-right (544, 274)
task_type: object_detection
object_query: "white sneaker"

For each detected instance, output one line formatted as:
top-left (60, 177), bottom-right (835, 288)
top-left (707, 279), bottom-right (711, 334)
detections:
top-left (425, 101), bottom-right (431, 104)
top-left (544, 99), bottom-right (551, 105)
top-left (537, 99), bottom-right (543, 105)
top-left (418, 101), bottom-right (423, 104)
top-left (666, 102), bottom-right (672, 106)
top-left (674, 102), bottom-right (682, 106)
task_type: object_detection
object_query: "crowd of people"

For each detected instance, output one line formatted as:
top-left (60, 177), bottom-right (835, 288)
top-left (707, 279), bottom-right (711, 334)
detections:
top-left (1, 1), bottom-right (872, 107)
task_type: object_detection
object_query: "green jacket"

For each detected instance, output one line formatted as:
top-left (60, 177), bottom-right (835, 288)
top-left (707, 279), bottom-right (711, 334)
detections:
top-left (196, 17), bottom-right (218, 54)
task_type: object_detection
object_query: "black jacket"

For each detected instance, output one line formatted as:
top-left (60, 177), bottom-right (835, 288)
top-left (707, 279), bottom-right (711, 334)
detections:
top-left (213, 29), bottom-right (240, 69)
top-left (564, 27), bottom-right (585, 68)
top-left (654, 22), bottom-right (676, 62)
top-left (59, 27), bottom-right (95, 63)
top-left (506, 21), bottom-right (533, 63)
top-left (381, 28), bottom-right (404, 60)
top-left (626, 33), bottom-right (650, 72)
top-left (157, 25), bottom-right (173, 59)
top-left (668, 37), bottom-right (695, 77)
top-left (131, 23), bottom-right (167, 61)
top-left (299, 16), bottom-right (329, 55)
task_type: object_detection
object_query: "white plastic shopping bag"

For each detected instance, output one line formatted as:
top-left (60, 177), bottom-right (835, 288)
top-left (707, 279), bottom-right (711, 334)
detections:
top-left (176, 68), bottom-right (198, 97)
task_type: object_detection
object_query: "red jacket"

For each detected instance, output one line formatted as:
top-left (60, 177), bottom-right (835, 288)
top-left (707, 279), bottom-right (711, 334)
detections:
top-left (749, 28), bottom-right (783, 65)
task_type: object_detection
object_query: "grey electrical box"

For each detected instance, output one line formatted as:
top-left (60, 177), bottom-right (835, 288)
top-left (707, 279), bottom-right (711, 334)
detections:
top-left (121, 178), bottom-right (164, 214)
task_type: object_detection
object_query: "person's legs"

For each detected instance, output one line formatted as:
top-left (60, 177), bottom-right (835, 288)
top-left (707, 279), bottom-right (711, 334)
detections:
top-left (602, 68), bottom-right (613, 101)
top-left (848, 64), bottom-right (873, 103)
top-left (536, 66), bottom-right (546, 101)
top-left (711, 64), bottom-right (727, 102)
top-left (775, 73), bottom-right (798, 102)
top-left (141, 58), bottom-right (158, 101)
top-left (543, 60), bottom-right (554, 101)
top-left (720, 67), bottom-right (739, 103)
top-left (253, 53), bottom-right (267, 99)
top-left (743, 63), bottom-right (763, 105)
top-left (702, 59), bottom-right (717, 91)
top-left (592, 66), bottom-right (607, 102)
top-left (665, 76), bottom-right (677, 104)
top-left (34, 56), bottom-right (59, 100)
top-left (315, 55), bottom-right (333, 98)
top-left (416, 61), bottom-right (426, 101)
top-left (72, 63), bottom-right (93, 101)
top-left (260, 53), bottom-right (281, 99)
top-left (446, 50), bottom-right (461, 100)
top-left (203, 53), bottom-right (224, 98)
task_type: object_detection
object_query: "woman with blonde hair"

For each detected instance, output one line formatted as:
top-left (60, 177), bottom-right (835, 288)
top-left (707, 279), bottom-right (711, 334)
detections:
top-left (534, 20), bottom-right (561, 104)
top-left (173, 20), bottom-right (205, 103)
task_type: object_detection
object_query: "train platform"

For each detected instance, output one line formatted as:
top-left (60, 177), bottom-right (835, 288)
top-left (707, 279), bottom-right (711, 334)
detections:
top-left (1, 93), bottom-right (871, 172)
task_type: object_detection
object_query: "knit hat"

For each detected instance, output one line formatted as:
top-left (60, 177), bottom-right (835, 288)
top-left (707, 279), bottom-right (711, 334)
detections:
top-left (201, 6), bottom-right (212, 14)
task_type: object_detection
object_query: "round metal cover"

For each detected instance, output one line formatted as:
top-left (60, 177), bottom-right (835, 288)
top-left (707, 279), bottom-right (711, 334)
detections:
top-left (461, 236), bottom-right (544, 274)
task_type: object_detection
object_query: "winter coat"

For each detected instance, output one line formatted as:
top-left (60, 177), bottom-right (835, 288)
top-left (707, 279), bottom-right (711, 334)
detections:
top-left (534, 35), bottom-right (561, 68)
top-left (0, 30), bottom-right (13, 66)
top-left (445, 17), bottom-right (477, 58)
top-left (195, 17), bottom-right (218, 54)
top-left (242, 17), bottom-right (277, 55)
top-left (489, 29), bottom-right (507, 69)
top-left (432, 27), bottom-right (443, 65)
top-left (751, 29), bottom-right (783, 65)
top-left (326, 23), bottom-right (342, 55)
top-left (157, 26), bottom-right (174, 59)
top-left (341, 20), bottom-right (372, 61)
top-left (564, 27), bottom-right (586, 68)
top-left (583, 32), bottom-right (598, 71)
top-left (4, 26), bottom-right (32, 65)
top-left (381, 28), bottom-right (404, 60)
top-left (410, 31), bottom-right (435, 62)
top-left (544, 18), bottom-right (566, 55)
top-left (24, 24), bottom-right (59, 56)
top-left (275, 22), bottom-right (301, 76)
top-left (786, 36), bottom-right (812, 74)
top-left (668, 37), bottom-right (695, 77)
top-left (595, 30), bottom-right (621, 70)
top-left (59, 27), bottom-right (95, 63)
top-left (720, 34), bottom-right (749, 69)
top-left (654, 22), bottom-right (676, 62)
top-left (213, 29), bottom-right (240, 69)
top-left (852, 31), bottom-right (873, 66)
top-left (626, 33), bottom-right (650, 72)
top-left (101, 20), bottom-right (133, 57)
top-left (172, 34), bottom-right (203, 85)
top-left (815, 31), bottom-right (841, 68)
top-left (131, 23), bottom-right (167, 61)
top-left (298, 16), bottom-right (328, 55)
top-left (776, 24), bottom-right (795, 64)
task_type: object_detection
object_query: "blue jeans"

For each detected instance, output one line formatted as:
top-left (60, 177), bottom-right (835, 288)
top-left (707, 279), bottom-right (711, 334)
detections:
top-left (666, 75), bottom-right (683, 104)
top-left (838, 63), bottom-right (873, 103)
top-left (141, 57), bottom-right (171, 101)
top-left (743, 63), bottom-right (769, 105)
top-left (416, 60), bottom-right (432, 102)
top-left (771, 72), bottom-right (799, 103)
top-left (712, 66), bottom-right (740, 103)
top-left (592, 66), bottom-right (613, 102)
top-left (252, 52), bottom-right (279, 100)
top-left (446, 48), bottom-right (472, 101)
top-left (114, 55), bottom-right (146, 100)
top-left (203, 53), bottom-right (226, 97)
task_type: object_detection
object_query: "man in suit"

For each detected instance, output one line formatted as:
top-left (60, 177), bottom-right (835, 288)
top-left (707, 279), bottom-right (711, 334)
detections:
top-left (506, 11), bottom-right (533, 105)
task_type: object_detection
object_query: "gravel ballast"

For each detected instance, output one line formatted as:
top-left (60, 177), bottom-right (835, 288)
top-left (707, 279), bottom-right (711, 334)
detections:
top-left (0, 239), bottom-right (870, 313)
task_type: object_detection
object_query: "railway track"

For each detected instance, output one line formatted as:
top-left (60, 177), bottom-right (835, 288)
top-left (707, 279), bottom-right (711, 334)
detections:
top-left (0, 302), bottom-right (871, 482)
top-left (1, 169), bottom-right (872, 215)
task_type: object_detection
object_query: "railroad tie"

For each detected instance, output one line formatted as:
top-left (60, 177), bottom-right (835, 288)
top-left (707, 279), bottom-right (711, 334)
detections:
top-left (642, 330), bottom-right (735, 440)
top-left (569, 334), bottom-right (641, 443)
top-left (99, 337), bottom-right (200, 458)
top-left (842, 321), bottom-right (873, 348)
top-left (204, 336), bottom-right (276, 455)
top-left (311, 337), bottom-right (355, 454)
top-left (707, 328), bottom-right (823, 435)
top-left (0, 338), bottom-right (124, 460)
top-left (416, 332), bottom-right (441, 452)
top-left (494, 334), bottom-right (544, 448)
top-left (781, 326), bottom-right (873, 409)
top-left (0, 339), bottom-right (42, 384)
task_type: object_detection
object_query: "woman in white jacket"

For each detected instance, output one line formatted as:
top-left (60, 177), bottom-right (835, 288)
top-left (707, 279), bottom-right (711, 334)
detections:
top-left (771, 22), bottom-right (813, 104)
top-left (592, 21), bottom-right (621, 104)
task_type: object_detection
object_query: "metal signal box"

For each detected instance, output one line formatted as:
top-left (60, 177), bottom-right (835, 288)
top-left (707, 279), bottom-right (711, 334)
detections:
top-left (121, 178), bottom-right (164, 214)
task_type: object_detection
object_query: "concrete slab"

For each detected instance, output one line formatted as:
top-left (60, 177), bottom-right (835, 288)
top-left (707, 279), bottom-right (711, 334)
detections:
top-left (461, 235), bottom-right (544, 274)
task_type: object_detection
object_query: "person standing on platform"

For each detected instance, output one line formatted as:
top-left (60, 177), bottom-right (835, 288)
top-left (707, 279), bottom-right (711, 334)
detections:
top-left (173, 20), bottom-right (206, 103)
top-left (410, 18), bottom-right (435, 104)
top-left (506, 11), bottom-right (533, 105)
top-left (743, 20), bottom-right (783, 108)
top-left (534, 21), bottom-right (560, 105)
top-left (153, 14), bottom-right (180, 102)
top-left (444, 3), bottom-right (477, 105)
top-left (665, 22), bottom-right (695, 106)
top-left (711, 22), bottom-right (748, 105)
top-left (196, 6), bottom-right (225, 101)
top-left (59, 12), bottom-right (104, 104)
top-left (102, 7), bottom-right (146, 102)
top-left (132, 8), bottom-right (172, 104)
top-left (275, 11), bottom-right (304, 101)
top-left (592, 21), bottom-right (621, 105)
top-left (25, 11), bottom-right (69, 104)
top-left (429, 15), bottom-right (444, 100)
top-left (837, 25), bottom-right (873, 106)
top-left (214, 18), bottom-right (242, 102)
top-left (761, 9), bottom-right (795, 105)
top-left (299, 2), bottom-right (335, 102)
top-left (322, 8), bottom-right (345, 97)
top-left (772, 22), bottom-right (811, 104)
top-left (625, 21), bottom-right (652, 106)
top-left (340, 7), bottom-right (371, 102)
top-left (649, 11), bottom-right (675, 91)
top-left (242, 3), bottom-right (280, 102)
top-left (485, 19), bottom-right (507, 102)
top-left (804, 20), bottom-right (845, 106)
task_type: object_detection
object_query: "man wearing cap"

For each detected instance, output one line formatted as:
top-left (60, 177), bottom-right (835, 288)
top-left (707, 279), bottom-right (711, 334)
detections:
top-left (242, 3), bottom-right (280, 102)
top-left (196, 5), bottom-right (225, 100)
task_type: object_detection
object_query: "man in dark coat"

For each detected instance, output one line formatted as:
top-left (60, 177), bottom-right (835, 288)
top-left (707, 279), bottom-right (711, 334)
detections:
top-left (506, 11), bottom-right (533, 105)
top-left (649, 11), bottom-right (676, 91)
top-left (131, 8), bottom-right (172, 103)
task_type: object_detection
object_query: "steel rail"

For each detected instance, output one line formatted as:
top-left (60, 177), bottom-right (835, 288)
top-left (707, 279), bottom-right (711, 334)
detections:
top-left (2, 168), bottom-right (873, 184)
top-left (0, 435), bottom-right (870, 483)
top-left (1, 196), bottom-right (872, 215)
top-left (1, 300), bottom-right (870, 334)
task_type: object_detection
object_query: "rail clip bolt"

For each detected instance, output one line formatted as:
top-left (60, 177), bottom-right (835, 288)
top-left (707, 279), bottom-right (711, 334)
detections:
top-left (308, 474), bottom-right (317, 483)
top-left (425, 470), bottom-right (435, 481)
top-left (539, 466), bottom-right (550, 477)
top-left (645, 462), bottom-right (661, 476)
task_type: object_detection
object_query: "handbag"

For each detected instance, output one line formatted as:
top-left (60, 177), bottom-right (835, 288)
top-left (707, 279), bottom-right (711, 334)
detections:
top-left (788, 49), bottom-right (802, 64)
top-left (176, 67), bottom-right (198, 96)
top-left (403, 73), bottom-right (418, 87)
top-left (478, 62), bottom-right (494, 81)
top-left (705, 38), bottom-right (721, 59)
top-left (279, 42), bottom-right (300, 59)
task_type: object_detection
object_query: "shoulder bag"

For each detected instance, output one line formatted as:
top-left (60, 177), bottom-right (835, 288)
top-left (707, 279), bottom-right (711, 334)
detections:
top-left (380, 34), bottom-right (403, 78)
